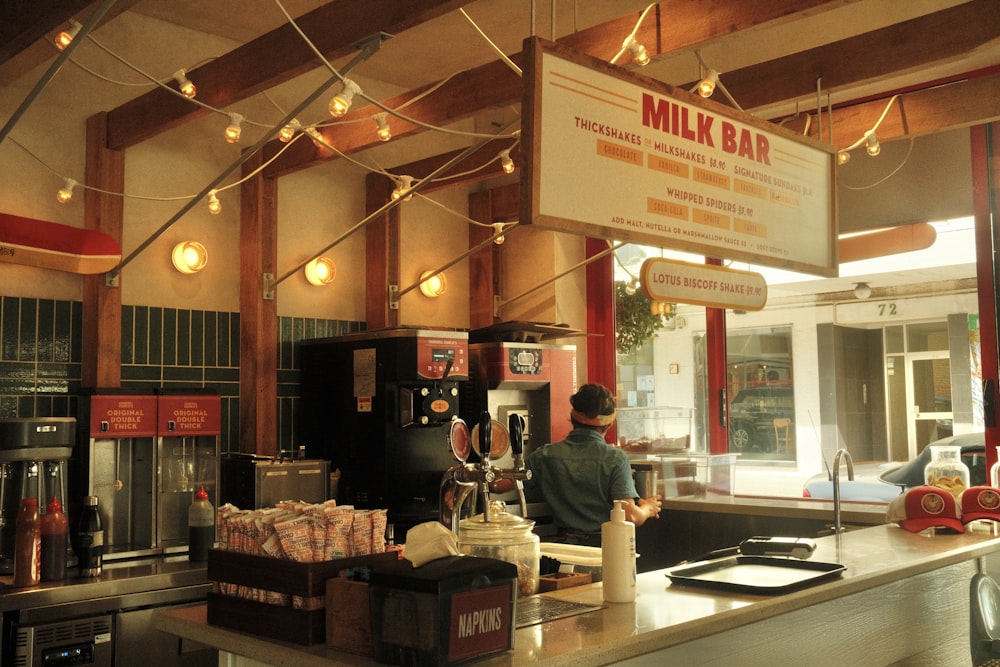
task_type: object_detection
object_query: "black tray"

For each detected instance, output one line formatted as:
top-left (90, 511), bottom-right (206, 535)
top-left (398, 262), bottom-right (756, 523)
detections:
top-left (665, 555), bottom-right (846, 595)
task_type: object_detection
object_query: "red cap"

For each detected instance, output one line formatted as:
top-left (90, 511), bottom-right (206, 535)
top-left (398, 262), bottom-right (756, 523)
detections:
top-left (46, 495), bottom-right (62, 513)
top-left (195, 486), bottom-right (208, 501)
top-left (960, 486), bottom-right (1000, 523)
top-left (886, 485), bottom-right (963, 533)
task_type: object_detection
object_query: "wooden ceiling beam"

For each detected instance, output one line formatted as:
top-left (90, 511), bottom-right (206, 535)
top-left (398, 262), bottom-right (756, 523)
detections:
top-left (264, 0), bottom-right (850, 177)
top-left (693, 0), bottom-right (1000, 113)
top-left (103, 0), bottom-right (468, 150)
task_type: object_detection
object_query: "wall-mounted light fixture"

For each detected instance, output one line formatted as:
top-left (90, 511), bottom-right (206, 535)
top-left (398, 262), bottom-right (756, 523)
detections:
top-left (419, 270), bottom-right (447, 298)
top-left (304, 256), bottom-right (336, 286)
top-left (854, 282), bottom-right (872, 299)
top-left (171, 241), bottom-right (208, 274)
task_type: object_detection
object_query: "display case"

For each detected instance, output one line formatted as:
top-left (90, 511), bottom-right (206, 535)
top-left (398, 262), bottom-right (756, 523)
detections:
top-left (616, 406), bottom-right (691, 454)
top-left (656, 453), bottom-right (739, 497)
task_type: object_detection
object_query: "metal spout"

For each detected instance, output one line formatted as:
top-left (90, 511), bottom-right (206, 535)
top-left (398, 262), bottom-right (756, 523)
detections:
top-left (832, 448), bottom-right (855, 534)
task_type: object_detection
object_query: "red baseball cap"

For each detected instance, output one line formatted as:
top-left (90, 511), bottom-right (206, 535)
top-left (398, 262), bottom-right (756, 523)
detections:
top-left (960, 486), bottom-right (1000, 523)
top-left (886, 485), bottom-right (964, 533)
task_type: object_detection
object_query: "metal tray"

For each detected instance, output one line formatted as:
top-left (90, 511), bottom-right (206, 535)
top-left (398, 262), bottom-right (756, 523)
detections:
top-left (665, 555), bottom-right (846, 595)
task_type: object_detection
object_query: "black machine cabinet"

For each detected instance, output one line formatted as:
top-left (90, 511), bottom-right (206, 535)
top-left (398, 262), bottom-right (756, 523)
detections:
top-left (299, 329), bottom-right (468, 534)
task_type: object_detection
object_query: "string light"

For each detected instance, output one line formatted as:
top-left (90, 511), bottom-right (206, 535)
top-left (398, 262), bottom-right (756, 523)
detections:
top-left (173, 69), bottom-right (197, 99)
top-left (328, 79), bottom-right (361, 117)
top-left (224, 113), bottom-right (244, 143)
top-left (499, 149), bottom-right (515, 174)
top-left (392, 175), bottom-right (414, 201)
top-left (56, 178), bottom-right (77, 204)
top-left (374, 113), bottom-right (391, 142)
top-left (624, 38), bottom-right (650, 66)
top-left (625, 278), bottom-right (639, 296)
top-left (837, 151), bottom-right (851, 165)
top-left (278, 119), bottom-right (300, 143)
top-left (493, 222), bottom-right (506, 245)
top-left (304, 126), bottom-right (326, 148)
top-left (865, 131), bottom-right (881, 157)
top-left (207, 190), bottom-right (221, 215)
top-left (54, 20), bottom-right (82, 51)
top-left (697, 70), bottom-right (719, 98)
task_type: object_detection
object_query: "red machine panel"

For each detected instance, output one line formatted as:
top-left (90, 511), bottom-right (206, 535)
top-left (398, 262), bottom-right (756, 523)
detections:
top-left (157, 394), bottom-right (221, 436)
top-left (87, 395), bottom-right (158, 438)
top-left (415, 334), bottom-right (468, 379)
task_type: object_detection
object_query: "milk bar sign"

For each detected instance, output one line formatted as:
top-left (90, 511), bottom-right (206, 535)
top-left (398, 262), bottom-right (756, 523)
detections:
top-left (640, 257), bottom-right (768, 311)
top-left (521, 38), bottom-right (838, 277)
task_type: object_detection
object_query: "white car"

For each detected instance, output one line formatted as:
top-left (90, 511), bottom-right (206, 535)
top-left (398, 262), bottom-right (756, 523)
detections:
top-left (802, 433), bottom-right (986, 502)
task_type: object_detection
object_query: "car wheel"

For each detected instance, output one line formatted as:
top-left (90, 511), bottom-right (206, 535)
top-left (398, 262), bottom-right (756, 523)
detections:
top-left (730, 423), bottom-right (753, 451)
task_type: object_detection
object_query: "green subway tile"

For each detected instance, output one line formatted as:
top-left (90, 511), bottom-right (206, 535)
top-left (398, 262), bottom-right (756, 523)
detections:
top-left (121, 305), bottom-right (135, 364)
top-left (18, 299), bottom-right (36, 361)
top-left (16, 395), bottom-right (34, 416)
top-left (190, 310), bottom-right (204, 366)
top-left (2, 297), bottom-right (18, 361)
top-left (0, 361), bottom-right (35, 379)
top-left (37, 299), bottom-right (54, 363)
top-left (177, 309), bottom-right (191, 366)
top-left (162, 366), bottom-right (203, 383)
top-left (162, 307), bottom-right (177, 366)
top-left (54, 300), bottom-right (71, 363)
top-left (230, 313), bottom-right (240, 367)
top-left (121, 364), bottom-right (162, 382)
top-left (0, 396), bottom-right (15, 418)
top-left (134, 306), bottom-right (148, 364)
top-left (70, 301), bottom-right (83, 364)
top-left (148, 307), bottom-right (163, 365)
top-left (204, 312), bottom-right (217, 366)
top-left (216, 313), bottom-right (229, 367)
top-left (204, 367), bottom-right (239, 383)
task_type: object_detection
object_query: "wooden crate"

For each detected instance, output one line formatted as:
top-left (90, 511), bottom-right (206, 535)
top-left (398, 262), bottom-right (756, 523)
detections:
top-left (206, 549), bottom-right (396, 645)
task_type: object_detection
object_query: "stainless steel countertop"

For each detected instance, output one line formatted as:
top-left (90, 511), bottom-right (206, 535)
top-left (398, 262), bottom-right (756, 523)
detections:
top-left (0, 555), bottom-right (209, 614)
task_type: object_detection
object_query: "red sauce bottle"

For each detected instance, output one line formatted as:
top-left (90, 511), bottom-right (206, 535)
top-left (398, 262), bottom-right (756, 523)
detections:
top-left (13, 497), bottom-right (41, 587)
top-left (41, 495), bottom-right (68, 581)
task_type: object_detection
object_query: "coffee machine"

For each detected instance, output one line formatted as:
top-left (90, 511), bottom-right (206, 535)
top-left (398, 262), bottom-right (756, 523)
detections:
top-left (299, 328), bottom-right (468, 536)
top-left (0, 417), bottom-right (76, 574)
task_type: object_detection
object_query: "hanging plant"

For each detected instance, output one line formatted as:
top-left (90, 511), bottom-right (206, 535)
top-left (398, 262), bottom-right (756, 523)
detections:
top-left (615, 281), bottom-right (668, 354)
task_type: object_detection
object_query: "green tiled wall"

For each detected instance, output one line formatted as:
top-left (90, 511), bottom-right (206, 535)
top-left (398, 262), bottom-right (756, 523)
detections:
top-left (0, 296), bottom-right (363, 453)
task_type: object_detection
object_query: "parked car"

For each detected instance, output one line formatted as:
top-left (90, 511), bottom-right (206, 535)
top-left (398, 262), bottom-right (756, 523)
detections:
top-left (802, 432), bottom-right (987, 501)
top-left (727, 385), bottom-right (794, 452)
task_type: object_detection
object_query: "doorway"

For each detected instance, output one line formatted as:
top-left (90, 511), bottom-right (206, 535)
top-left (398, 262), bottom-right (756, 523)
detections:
top-left (885, 322), bottom-right (953, 461)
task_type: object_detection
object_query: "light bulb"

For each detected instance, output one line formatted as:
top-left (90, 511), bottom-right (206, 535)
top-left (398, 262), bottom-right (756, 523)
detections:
top-left (225, 113), bottom-right (244, 144)
top-left (373, 113), bottom-right (392, 142)
top-left (54, 21), bottom-right (82, 51)
top-left (304, 127), bottom-right (326, 148)
top-left (207, 190), bottom-right (221, 215)
top-left (866, 132), bottom-right (880, 157)
top-left (698, 70), bottom-right (719, 98)
top-left (171, 241), bottom-right (208, 274)
top-left (625, 38), bottom-right (650, 66)
top-left (500, 150), bottom-right (515, 174)
top-left (56, 178), bottom-right (76, 204)
top-left (837, 151), bottom-right (851, 165)
top-left (419, 270), bottom-right (447, 298)
top-left (279, 119), bottom-right (300, 143)
top-left (304, 257), bottom-right (336, 286)
top-left (392, 175), bottom-right (414, 201)
top-left (493, 222), bottom-right (506, 245)
top-left (854, 282), bottom-right (872, 299)
top-left (329, 79), bottom-right (360, 117)
top-left (625, 279), bottom-right (638, 296)
top-left (173, 69), bottom-right (196, 99)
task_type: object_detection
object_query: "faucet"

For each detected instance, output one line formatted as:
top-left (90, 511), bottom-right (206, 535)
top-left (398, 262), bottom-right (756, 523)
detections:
top-left (832, 448), bottom-right (855, 534)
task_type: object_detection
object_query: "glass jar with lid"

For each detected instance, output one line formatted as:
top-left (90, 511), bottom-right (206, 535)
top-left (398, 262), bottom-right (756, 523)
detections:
top-left (924, 444), bottom-right (970, 495)
top-left (458, 500), bottom-right (539, 597)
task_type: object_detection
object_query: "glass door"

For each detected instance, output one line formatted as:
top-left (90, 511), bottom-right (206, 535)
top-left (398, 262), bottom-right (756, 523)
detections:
top-left (907, 353), bottom-right (953, 455)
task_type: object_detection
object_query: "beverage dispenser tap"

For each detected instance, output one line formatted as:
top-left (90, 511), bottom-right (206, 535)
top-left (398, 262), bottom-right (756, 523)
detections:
top-left (477, 411), bottom-right (495, 522)
top-left (508, 413), bottom-right (530, 517)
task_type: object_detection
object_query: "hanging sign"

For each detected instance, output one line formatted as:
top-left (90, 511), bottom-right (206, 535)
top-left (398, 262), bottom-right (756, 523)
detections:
top-left (640, 257), bottom-right (767, 311)
top-left (521, 38), bottom-right (838, 276)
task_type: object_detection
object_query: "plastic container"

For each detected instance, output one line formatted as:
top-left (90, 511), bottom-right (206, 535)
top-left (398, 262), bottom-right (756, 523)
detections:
top-left (458, 501), bottom-right (539, 597)
top-left (13, 497), bottom-right (40, 587)
top-left (925, 445), bottom-right (970, 496)
top-left (658, 453), bottom-right (738, 497)
top-left (40, 495), bottom-right (68, 581)
top-left (539, 543), bottom-right (603, 582)
top-left (601, 500), bottom-right (636, 603)
top-left (78, 495), bottom-right (103, 577)
top-left (188, 485), bottom-right (215, 561)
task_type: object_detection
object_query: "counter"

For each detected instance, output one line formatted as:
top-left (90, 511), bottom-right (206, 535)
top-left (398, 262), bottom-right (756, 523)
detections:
top-left (154, 523), bottom-right (1000, 666)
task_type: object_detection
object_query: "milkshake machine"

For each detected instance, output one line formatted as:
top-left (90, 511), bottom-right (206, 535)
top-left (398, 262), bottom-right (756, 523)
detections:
top-left (299, 329), bottom-right (468, 535)
top-left (77, 389), bottom-right (220, 559)
top-left (0, 418), bottom-right (76, 573)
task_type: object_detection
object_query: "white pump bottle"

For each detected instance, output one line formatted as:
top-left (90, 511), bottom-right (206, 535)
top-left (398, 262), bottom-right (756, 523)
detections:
top-left (601, 500), bottom-right (636, 602)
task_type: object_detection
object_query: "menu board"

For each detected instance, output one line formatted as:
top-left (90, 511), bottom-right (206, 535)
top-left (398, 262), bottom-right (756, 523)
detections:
top-left (521, 38), bottom-right (838, 277)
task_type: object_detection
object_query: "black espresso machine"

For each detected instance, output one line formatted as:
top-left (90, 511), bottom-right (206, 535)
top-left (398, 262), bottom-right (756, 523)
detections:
top-left (299, 328), bottom-right (468, 536)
